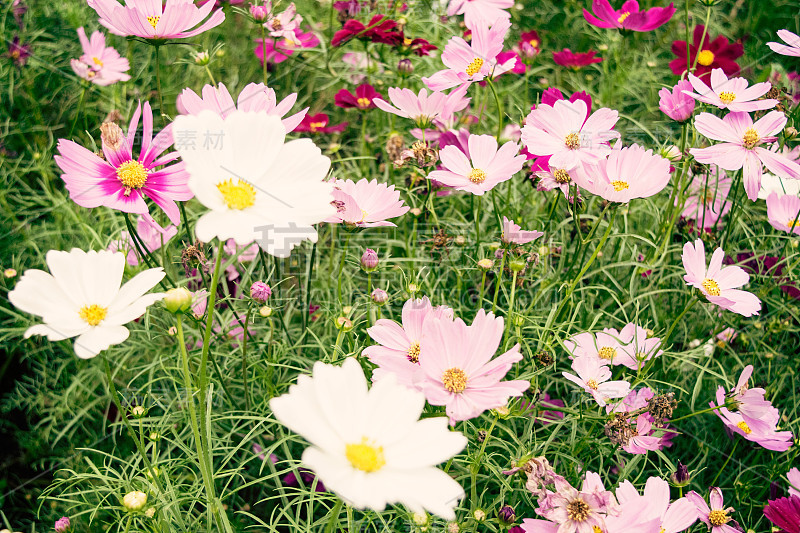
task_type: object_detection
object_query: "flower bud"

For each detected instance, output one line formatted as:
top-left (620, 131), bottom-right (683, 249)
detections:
top-left (412, 512), bottom-right (428, 526)
top-left (360, 248), bottom-right (379, 272)
top-left (671, 461), bottom-right (691, 487)
top-left (335, 316), bottom-right (353, 331)
top-left (250, 281), bottom-right (272, 303)
top-left (123, 491), bottom-right (148, 512)
top-left (509, 258), bottom-right (526, 272)
top-left (498, 504), bottom-right (516, 526)
top-left (397, 58), bottom-right (414, 75)
top-left (513, 315), bottom-right (524, 327)
top-left (131, 405), bottom-right (146, 418)
top-left (193, 51), bottom-right (210, 65)
top-left (250, 3), bottom-right (270, 22)
top-left (371, 288), bottom-right (389, 305)
top-left (473, 509), bottom-right (486, 522)
top-left (54, 517), bottom-right (71, 533)
top-left (477, 258), bottom-right (494, 270)
top-left (662, 145), bottom-right (682, 161)
top-left (409, 207), bottom-right (422, 216)
top-left (454, 235), bottom-right (466, 246)
top-left (446, 522), bottom-right (460, 533)
top-left (145, 507), bottom-right (156, 518)
top-left (259, 305), bottom-right (273, 317)
top-left (407, 283), bottom-right (420, 294)
top-left (163, 287), bottom-right (193, 313)
top-left (785, 126), bottom-right (798, 139)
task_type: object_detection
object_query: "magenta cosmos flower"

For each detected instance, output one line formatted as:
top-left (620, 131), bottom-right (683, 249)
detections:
top-left (422, 18), bottom-right (515, 91)
top-left (552, 48), bottom-right (602, 68)
top-left (691, 110), bottom-right (800, 201)
top-left (685, 68), bottom-right (777, 112)
top-left (326, 178), bottom-right (409, 227)
top-left (584, 0), bottom-right (675, 32)
top-left (88, 0), bottom-right (225, 40)
top-left (334, 83), bottom-right (382, 110)
top-left (331, 14), bottom-right (403, 47)
top-left (254, 29), bottom-right (319, 64)
top-left (294, 113), bottom-right (347, 133)
top-left (670, 25), bottom-right (743, 79)
top-left (426, 134), bottom-right (526, 195)
top-left (768, 30), bottom-right (800, 57)
top-left (446, 0), bottom-right (512, 30)
top-left (616, 477), bottom-right (697, 533)
top-left (686, 488), bottom-right (739, 533)
top-left (562, 356), bottom-right (630, 407)
top-left (71, 27), bottom-right (130, 86)
top-left (681, 168), bottom-right (732, 229)
top-left (682, 239), bottom-right (761, 316)
top-left (501, 217), bottom-right (543, 245)
top-left (521, 98), bottom-right (619, 170)
top-left (764, 496), bottom-right (800, 533)
top-left (591, 144), bottom-right (671, 203)
top-left (417, 309), bottom-right (529, 425)
top-left (516, 30), bottom-right (541, 58)
top-left (363, 296), bottom-right (453, 389)
top-left (374, 85), bottom-right (470, 128)
top-left (767, 192), bottom-right (800, 235)
top-left (176, 82), bottom-right (308, 132)
top-left (659, 79), bottom-right (696, 121)
top-left (55, 102), bottom-right (191, 225)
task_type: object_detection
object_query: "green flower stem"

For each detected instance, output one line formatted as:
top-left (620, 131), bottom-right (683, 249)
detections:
top-left (710, 438), bottom-right (739, 487)
top-left (486, 78), bottom-right (503, 140)
top-left (505, 270), bottom-right (518, 343)
top-left (68, 86), bottom-right (87, 138)
top-left (261, 25), bottom-right (269, 86)
top-left (241, 306), bottom-right (252, 411)
top-left (668, 403), bottom-right (725, 424)
top-left (491, 250), bottom-right (506, 313)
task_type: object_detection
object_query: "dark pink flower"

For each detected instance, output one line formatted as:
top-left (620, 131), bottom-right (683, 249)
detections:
top-left (294, 113), bottom-right (347, 133)
top-left (583, 0), bottom-right (676, 32)
top-left (254, 29), bottom-right (319, 64)
top-left (6, 36), bottom-right (31, 67)
top-left (517, 30), bottom-right (541, 58)
top-left (331, 14), bottom-right (403, 47)
top-left (334, 83), bottom-right (382, 110)
top-left (670, 25), bottom-right (743, 79)
top-left (764, 496), bottom-right (800, 533)
top-left (552, 48), bottom-right (602, 68)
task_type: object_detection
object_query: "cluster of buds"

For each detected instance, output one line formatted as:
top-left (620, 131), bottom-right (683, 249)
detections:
top-left (394, 140), bottom-right (438, 168)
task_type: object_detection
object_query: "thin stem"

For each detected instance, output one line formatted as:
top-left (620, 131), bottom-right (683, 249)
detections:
top-left (668, 403), bottom-right (725, 424)
top-left (491, 250), bottom-right (506, 313)
top-left (241, 306), bottom-right (252, 411)
top-left (68, 86), bottom-right (87, 138)
top-left (710, 439), bottom-right (739, 487)
top-left (640, 296), bottom-right (698, 377)
top-left (198, 250), bottom-right (223, 456)
top-left (505, 270), bottom-right (518, 343)
top-left (486, 78), bottom-right (503, 140)
top-left (179, 202), bottom-right (193, 245)
top-left (303, 240), bottom-right (316, 331)
top-left (260, 25), bottom-right (269, 86)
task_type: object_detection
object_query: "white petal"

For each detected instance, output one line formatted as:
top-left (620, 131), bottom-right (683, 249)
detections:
top-left (73, 325), bottom-right (129, 359)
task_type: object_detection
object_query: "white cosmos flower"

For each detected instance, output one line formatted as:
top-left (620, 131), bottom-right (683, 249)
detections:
top-left (8, 249), bottom-right (165, 359)
top-left (758, 173), bottom-right (800, 200)
top-left (172, 110), bottom-right (336, 258)
top-left (269, 358), bottom-right (467, 519)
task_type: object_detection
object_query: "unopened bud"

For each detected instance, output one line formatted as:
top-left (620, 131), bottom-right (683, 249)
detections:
top-left (250, 281), bottom-right (272, 303)
top-left (371, 288), bottom-right (389, 305)
top-left (412, 512), bottom-right (428, 526)
top-left (785, 126), bottom-right (798, 139)
top-left (454, 235), bottom-right (466, 246)
top-left (194, 51), bottom-right (210, 65)
top-left (335, 316), bottom-right (353, 331)
top-left (250, 4), bottom-right (270, 22)
top-left (131, 405), bottom-right (146, 418)
top-left (4, 268), bottom-right (17, 278)
top-left (259, 305), bottom-right (273, 317)
top-left (663, 145), bottom-right (682, 161)
top-left (54, 517), bottom-right (71, 533)
top-left (671, 461), bottom-right (691, 487)
top-left (498, 505), bottom-right (516, 525)
top-left (145, 507), bottom-right (156, 518)
top-left (123, 491), bottom-right (148, 512)
top-left (361, 248), bottom-right (379, 272)
top-left (473, 509), bottom-right (486, 521)
top-left (398, 58), bottom-right (414, 75)
top-left (509, 258), bottom-right (526, 272)
top-left (477, 258), bottom-right (494, 270)
top-left (100, 122), bottom-right (125, 152)
top-left (163, 287), bottom-right (193, 313)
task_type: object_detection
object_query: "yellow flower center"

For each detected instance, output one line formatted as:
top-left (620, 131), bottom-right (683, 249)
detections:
top-left (708, 509), bottom-right (730, 527)
top-left (465, 57), bottom-right (484, 77)
top-left (786, 219), bottom-right (799, 230)
top-left (617, 12), bottom-right (630, 24)
top-left (92, 56), bottom-right (104, 67)
top-left (79, 304), bottom-right (108, 326)
top-left (345, 437), bottom-right (386, 472)
top-left (737, 421), bottom-right (752, 434)
top-left (116, 160), bottom-right (148, 196)
top-left (468, 168), bottom-right (487, 184)
top-left (442, 367), bottom-right (468, 393)
top-left (356, 97), bottom-right (371, 109)
top-left (565, 132), bottom-right (581, 149)
top-left (702, 278), bottom-right (721, 296)
top-left (309, 121), bottom-right (325, 131)
top-left (611, 180), bottom-right (629, 191)
top-left (697, 49), bottom-right (715, 67)
top-left (403, 37), bottom-right (412, 46)
top-left (529, 39), bottom-right (539, 48)
top-left (593, 527), bottom-right (604, 533)
top-left (566, 499), bottom-right (590, 522)
top-left (147, 15), bottom-right (160, 30)
top-left (598, 347), bottom-right (617, 360)
top-left (216, 178), bottom-right (256, 210)
top-left (282, 38), bottom-right (296, 48)
top-left (407, 341), bottom-right (421, 364)
top-left (742, 127), bottom-right (760, 149)
top-left (554, 169), bottom-right (571, 184)
top-left (586, 379), bottom-right (599, 390)
top-left (718, 91), bottom-right (736, 104)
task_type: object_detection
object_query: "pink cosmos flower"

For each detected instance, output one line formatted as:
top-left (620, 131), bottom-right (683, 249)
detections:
top-left (492, 50), bottom-right (527, 77)
top-left (583, 0), bottom-right (675, 32)
top-left (681, 239), bottom-right (761, 317)
top-left (109, 214), bottom-right (178, 266)
top-left (422, 19), bottom-right (516, 91)
top-left (616, 323), bottom-right (664, 370)
top-left (88, 0), bottom-right (225, 40)
top-left (417, 309), bottom-right (530, 424)
top-left (690, 110), bottom-right (800, 201)
top-left (294, 113), bottom-right (347, 133)
top-left (766, 192), bottom-right (800, 235)
top-left (564, 329), bottom-right (627, 365)
top-left (176, 82), bottom-right (307, 133)
top-left (446, 0), bottom-right (512, 30)
top-left (534, 475), bottom-right (610, 533)
top-left (375, 85), bottom-right (470, 127)
top-left (326, 178), bottom-right (409, 227)
top-left (501, 217), bottom-right (543, 245)
top-left (764, 496), bottom-right (800, 533)
top-left (552, 48), bottom-right (603, 68)
top-left (331, 14), bottom-right (403, 47)
top-left (616, 477), bottom-right (697, 533)
top-left (591, 144), bottom-right (671, 203)
top-left (516, 30), bottom-right (541, 59)
top-left (334, 83), bottom-right (382, 110)
top-left (659, 79), bottom-right (696, 122)
top-left (686, 488), bottom-right (740, 533)
top-left (788, 468), bottom-right (800, 498)
top-left (426, 134), bottom-right (526, 195)
top-left (562, 356), bottom-right (630, 407)
top-left (521, 98), bottom-right (619, 170)
top-left (264, 3), bottom-right (302, 44)
top-left (70, 27), bottom-right (130, 86)
top-left (254, 29), bottom-right (319, 64)
top-left (363, 296), bottom-right (453, 389)
top-left (768, 30), bottom-right (800, 57)
top-left (223, 239), bottom-right (259, 281)
top-left (534, 164), bottom-right (581, 199)
top-left (680, 168), bottom-right (732, 229)
top-left (55, 102), bottom-right (192, 225)
top-left (684, 68), bottom-right (777, 112)
top-left (533, 392), bottom-right (565, 425)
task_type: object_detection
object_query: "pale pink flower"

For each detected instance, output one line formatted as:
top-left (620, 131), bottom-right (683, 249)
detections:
top-left (690, 110), bottom-right (800, 201)
top-left (768, 29), bottom-right (800, 57)
top-left (417, 309), bottom-right (530, 424)
top-left (788, 468), bottom-right (800, 497)
top-left (374, 85), bottom-right (470, 127)
top-left (659, 79), bottom-right (696, 122)
top-left (501, 217), bottom-right (543, 245)
top-left (55, 102), bottom-right (192, 225)
top-left (326, 178), bottom-right (409, 227)
top-left (176, 82), bottom-right (307, 132)
top-left (88, 0), bottom-right (225, 40)
top-left (592, 144), bottom-right (671, 203)
top-left (616, 477), bottom-right (698, 533)
top-left (534, 163), bottom-right (579, 198)
top-left (109, 214), bottom-right (177, 266)
top-left (426, 134), bottom-right (526, 195)
top-left (686, 488), bottom-right (739, 533)
top-left (681, 239), bottom-right (761, 317)
top-left (422, 18), bottom-right (515, 90)
top-left (766, 192), bottom-right (800, 234)
top-left (363, 296), bottom-right (453, 389)
top-left (535, 475), bottom-right (609, 533)
top-left (562, 356), bottom-right (630, 407)
top-left (680, 168), bottom-right (732, 229)
top-left (446, 0), bottom-right (512, 30)
top-left (265, 3), bottom-right (302, 44)
top-left (521, 99), bottom-right (620, 170)
top-left (685, 68), bottom-right (777, 112)
top-left (70, 27), bottom-right (130, 86)
top-left (622, 415), bottom-right (664, 454)
top-left (616, 323), bottom-right (663, 371)
top-left (564, 329), bottom-right (627, 366)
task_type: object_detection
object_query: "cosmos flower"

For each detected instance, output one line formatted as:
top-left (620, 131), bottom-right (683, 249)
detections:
top-left (172, 110), bottom-right (335, 257)
top-left (6, 35), bottom-right (31, 67)
top-left (426, 134), bottom-right (526, 195)
top-left (264, 3), bottom-right (302, 44)
top-left (55, 102), bottom-right (192, 225)
top-left (254, 29), bottom-right (320, 64)
top-left (759, 173), bottom-right (800, 199)
top-left (331, 14), bottom-right (403, 47)
top-left (591, 144), bottom-right (671, 203)
top-left (583, 0), bottom-right (676, 32)
top-left (680, 168), bottom-right (732, 229)
top-left (684, 68), bottom-right (777, 112)
top-left (70, 27), bottom-right (130, 86)
top-left (8, 249), bottom-right (165, 359)
top-left (363, 296), bottom-right (453, 389)
top-left (766, 192), bottom-right (800, 235)
top-left (326, 178), bottom-right (409, 227)
top-left (669, 25), bottom-right (743, 79)
top-left (562, 356), bottom-right (631, 407)
top-left (374, 85), bottom-right (470, 128)
top-left (294, 113), bottom-right (348, 133)
top-left (691, 111), bottom-right (800, 201)
top-left (616, 323), bottom-right (664, 370)
top-left (686, 488), bottom-right (740, 533)
top-left (109, 214), bottom-right (178, 267)
top-left (446, 0), bottom-right (512, 30)
top-left (616, 477), bottom-right (697, 533)
top-left (659, 79), bottom-right (696, 122)
top-left (501, 217), bottom-right (543, 245)
top-left (789, 468), bottom-right (800, 498)
top-left (768, 29), bottom-right (800, 57)
top-left (764, 496), bottom-right (800, 533)
top-left (552, 48), bottom-right (603, 68)
top-left (176, 82), bottom-right (308, 133)
top-left (417, 309), bottom-right (530, 425)
top-left (88, 0), bottom-right (225, 40)
top-left (516, 30), bottom-right (541, 58)
top-left (534, 475), bottom-right (611, 533)
top-left (269, 358), bottom-right (467, 518)
top-left (334, 84), bottom-right (383, 110)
